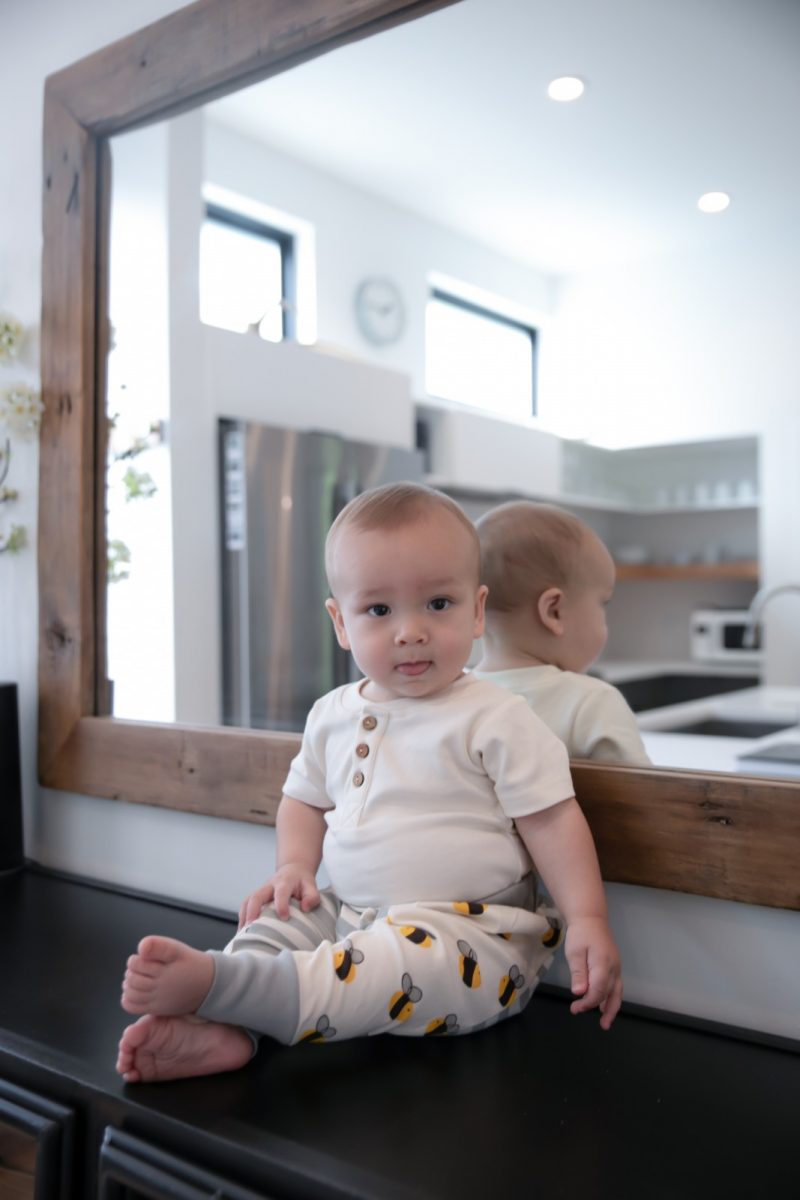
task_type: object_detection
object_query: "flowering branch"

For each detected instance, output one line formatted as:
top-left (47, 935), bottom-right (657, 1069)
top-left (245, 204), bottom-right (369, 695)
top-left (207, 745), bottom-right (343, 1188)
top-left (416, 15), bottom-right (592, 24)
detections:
top-left (0, 316), bottom-right (42, 555)
top-left (0, 314), bottom-right (24, 365)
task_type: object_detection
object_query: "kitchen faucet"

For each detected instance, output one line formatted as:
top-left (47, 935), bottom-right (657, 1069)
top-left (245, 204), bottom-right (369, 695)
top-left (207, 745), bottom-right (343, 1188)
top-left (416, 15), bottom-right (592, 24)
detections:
top-left (743, 583), bottom-right (800, 648)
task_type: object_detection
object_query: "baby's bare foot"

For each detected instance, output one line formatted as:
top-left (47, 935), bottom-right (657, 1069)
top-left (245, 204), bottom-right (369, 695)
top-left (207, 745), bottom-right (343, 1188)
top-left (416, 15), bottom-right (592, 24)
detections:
top-left (116, 1013), bottom-right (254, 1082)
top-left (121, 935), bottom-right (215, 1016)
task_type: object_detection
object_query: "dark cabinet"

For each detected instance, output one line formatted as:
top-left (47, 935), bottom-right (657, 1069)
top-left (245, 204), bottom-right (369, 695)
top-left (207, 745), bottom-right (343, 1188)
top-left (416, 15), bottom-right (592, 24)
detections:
top-left (1, 868), bottom-right (798, 1200)
top-left (98, 1128), bottom-right (271, 1200)
top-left (0, 1079), bottom-right (75, 1200)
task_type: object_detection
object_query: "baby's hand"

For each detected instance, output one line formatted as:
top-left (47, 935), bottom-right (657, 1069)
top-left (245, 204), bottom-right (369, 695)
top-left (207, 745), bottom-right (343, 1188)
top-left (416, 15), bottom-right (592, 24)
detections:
top-left (238, 863), bottom-right (320, 927)
top-left (563, 916), bottom-right (623, 1030)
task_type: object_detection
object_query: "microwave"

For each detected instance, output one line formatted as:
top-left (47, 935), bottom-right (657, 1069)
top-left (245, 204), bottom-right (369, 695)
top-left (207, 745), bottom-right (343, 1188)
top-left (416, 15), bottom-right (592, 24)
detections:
top-left (690, 609), bottom-right (762, 664)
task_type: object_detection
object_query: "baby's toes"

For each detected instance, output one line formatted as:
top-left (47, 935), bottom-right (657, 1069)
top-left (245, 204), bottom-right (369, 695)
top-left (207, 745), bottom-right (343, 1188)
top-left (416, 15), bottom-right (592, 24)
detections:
top-left (121, 978), bottom-right (154, 1013)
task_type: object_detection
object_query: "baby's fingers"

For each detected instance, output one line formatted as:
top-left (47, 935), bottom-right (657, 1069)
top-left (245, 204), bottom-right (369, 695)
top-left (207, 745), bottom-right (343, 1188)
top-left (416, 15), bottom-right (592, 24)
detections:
top-left (298, 879), bottom-right (321, 912)
top-left (239, 885), bottom-right (274, 929)
top-left (598, 973), bottom-right (624, 1031)
top-left (564, 941), bottom-right (590, 999)
top-left (569, 961), bottom-right (621, 1025)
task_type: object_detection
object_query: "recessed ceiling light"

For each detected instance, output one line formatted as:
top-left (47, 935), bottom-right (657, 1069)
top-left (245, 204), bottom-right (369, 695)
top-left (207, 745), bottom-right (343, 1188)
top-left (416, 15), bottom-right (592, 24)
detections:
top-left (697, 191), bottom-right (731, 214)
top-left (547, 76), bottom-right (585, 102)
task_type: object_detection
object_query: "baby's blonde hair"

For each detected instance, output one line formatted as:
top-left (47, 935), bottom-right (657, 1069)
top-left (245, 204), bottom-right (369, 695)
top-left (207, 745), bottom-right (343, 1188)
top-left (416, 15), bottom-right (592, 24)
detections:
top-left (325, 482), bottom-right (480, 592)
top-left (476, 500), bottom-right (592, 614)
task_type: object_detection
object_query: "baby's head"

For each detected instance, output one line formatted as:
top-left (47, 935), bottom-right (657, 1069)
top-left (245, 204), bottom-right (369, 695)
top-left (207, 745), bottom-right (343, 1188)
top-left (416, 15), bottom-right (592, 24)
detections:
top-left (325, 483), bottom-right (487, 702)
top-left (476, 500), bottom-right (615, 673)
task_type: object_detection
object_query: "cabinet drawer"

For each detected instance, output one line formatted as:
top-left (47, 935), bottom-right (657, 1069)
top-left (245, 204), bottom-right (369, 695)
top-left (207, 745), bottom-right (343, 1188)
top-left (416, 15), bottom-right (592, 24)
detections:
top-left (98, 1128), bottom-right (274, 1199)
top-left (0, 1079), bottom-right (75, 1200)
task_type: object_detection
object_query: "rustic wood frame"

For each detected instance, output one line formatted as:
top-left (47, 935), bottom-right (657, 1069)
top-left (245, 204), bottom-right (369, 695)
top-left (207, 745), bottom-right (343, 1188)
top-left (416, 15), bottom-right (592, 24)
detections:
top-left (38, 0), bottom-right (800, 912)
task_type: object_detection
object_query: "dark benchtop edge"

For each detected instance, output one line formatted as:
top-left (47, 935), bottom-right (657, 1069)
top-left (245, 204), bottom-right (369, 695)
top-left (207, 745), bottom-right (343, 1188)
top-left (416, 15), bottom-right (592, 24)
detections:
top-left (15, 860), bottom-right (800, 1056)
top-left (0, 1036), bottom-right (418, 1200)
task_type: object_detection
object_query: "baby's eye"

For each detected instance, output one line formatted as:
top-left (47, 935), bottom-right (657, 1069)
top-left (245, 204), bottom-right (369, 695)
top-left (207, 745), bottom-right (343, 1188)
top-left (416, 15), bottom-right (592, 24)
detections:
top-left (428, 597), bottom-right (451, 612)
top-left (367, 603), bottom-right (390, 617)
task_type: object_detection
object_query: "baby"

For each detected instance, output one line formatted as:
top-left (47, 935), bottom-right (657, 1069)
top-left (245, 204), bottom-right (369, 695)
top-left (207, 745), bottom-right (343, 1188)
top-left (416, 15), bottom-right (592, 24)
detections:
top-left (117, 483), bottom-right (622, 1083)
top-left (474, 501), bottom-right (650, 766)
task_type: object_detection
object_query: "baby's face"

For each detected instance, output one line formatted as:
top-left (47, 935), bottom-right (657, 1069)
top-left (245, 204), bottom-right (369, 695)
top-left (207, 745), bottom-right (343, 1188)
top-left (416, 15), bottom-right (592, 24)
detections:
top-left (558, 534), bottom-right (616, 673)
top-left (326, 511), bottom-right (487, 702)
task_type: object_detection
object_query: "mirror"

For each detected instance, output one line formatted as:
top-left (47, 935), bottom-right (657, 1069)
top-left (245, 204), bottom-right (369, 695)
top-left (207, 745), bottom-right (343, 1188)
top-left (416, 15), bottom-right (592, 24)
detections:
top-left (38, 0), bottom-right (800, 911)
top-left (101, 0), bottom-right (799, 782)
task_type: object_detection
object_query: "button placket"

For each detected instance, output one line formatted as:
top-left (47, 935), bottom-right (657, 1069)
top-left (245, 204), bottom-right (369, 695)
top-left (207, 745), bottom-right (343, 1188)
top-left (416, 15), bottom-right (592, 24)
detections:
top-left (349, 711), bottom-right (382, 809)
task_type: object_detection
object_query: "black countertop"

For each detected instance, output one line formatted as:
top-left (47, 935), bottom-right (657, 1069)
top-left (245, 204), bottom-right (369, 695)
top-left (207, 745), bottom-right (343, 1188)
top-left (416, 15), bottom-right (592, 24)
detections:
top-left (1, 866), bottom-right (797, 1199)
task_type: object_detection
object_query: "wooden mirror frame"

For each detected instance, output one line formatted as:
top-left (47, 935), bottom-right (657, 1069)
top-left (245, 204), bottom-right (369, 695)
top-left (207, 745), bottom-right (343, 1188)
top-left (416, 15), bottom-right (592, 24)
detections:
top-left (38, 0), bottom-right (800, 911)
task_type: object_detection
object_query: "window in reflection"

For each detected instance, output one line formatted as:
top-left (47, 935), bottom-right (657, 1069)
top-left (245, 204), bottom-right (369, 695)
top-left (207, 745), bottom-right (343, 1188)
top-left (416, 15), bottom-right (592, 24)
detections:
top-left (200, 204), bottom-right (296, 341)
top-left (426, 288), bottom-right (536, 420)
top-left (106, 125), bottom-right (175, 722)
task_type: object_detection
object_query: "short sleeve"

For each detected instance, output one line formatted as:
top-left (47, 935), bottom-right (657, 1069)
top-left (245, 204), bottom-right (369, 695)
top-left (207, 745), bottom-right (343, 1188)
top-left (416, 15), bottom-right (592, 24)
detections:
top-left (282, 698), bottom-right (335, 809)
top-left (474, 693), bottom-right (575, 818)
top-left (572, 685), bottom-right (651, 766)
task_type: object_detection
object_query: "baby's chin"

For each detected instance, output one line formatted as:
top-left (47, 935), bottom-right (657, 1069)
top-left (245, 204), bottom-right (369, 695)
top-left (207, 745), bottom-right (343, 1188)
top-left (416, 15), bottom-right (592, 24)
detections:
top-left (363, 665), bottom-right (467, 702)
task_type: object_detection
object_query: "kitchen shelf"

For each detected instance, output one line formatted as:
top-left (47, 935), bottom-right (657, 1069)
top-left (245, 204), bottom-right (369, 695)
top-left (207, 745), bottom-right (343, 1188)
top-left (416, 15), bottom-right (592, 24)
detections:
top-left (615, 561), bottom-right (759, 581)
top-left (425, 478), bottom-right (759, 517)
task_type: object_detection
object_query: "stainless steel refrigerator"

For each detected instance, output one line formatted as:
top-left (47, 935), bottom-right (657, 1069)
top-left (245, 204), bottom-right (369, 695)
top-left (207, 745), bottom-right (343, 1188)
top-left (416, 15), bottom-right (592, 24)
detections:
top-left (219, 418), bottom-right (424, 732)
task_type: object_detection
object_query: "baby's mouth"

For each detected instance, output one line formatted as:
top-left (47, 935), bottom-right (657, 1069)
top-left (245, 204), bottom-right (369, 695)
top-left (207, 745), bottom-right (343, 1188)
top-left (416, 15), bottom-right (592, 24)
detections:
top-left (396, 660), bottom-right (431, 677)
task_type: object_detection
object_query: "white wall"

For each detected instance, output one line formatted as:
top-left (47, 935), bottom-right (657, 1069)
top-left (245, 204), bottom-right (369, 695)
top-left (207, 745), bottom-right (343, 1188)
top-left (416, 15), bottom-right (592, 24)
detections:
top-left (204, 120), bottom-right (557, 399)
top-left (3, 0), bottom-right (799, 1042)
top-left (1, 0), bottom-right (194, 838)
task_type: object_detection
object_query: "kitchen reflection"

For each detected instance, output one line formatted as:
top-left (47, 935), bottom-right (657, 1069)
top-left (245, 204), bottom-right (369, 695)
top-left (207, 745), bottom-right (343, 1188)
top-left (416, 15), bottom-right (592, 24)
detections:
top-left (102, 0), bottom-right (800, 780)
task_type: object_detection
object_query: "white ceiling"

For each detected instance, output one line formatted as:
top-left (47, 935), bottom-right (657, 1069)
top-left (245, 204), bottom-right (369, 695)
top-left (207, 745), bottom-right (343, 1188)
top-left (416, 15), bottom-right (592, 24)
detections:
top-left (207, 0), bottom-right (800, 276)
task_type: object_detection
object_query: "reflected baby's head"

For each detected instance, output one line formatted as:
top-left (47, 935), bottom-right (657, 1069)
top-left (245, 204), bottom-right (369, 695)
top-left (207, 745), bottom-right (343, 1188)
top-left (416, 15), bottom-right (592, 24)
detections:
top-left (477, 501), bottom-right (603, 610)
top-left (476, 500), bottom-right (615, 672)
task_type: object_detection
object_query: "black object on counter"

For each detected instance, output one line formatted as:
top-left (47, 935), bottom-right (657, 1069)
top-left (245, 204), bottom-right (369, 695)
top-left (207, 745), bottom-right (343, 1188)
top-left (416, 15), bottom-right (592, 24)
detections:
top-left (0, 682), bottom-right (24, 872)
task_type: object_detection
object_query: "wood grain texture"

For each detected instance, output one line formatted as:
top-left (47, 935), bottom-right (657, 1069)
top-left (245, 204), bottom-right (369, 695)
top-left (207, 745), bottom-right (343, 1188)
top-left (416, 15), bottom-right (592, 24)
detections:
top-left (38, 93), bottom-right (98, 778)
top-left (571, 762), bottom-right (800, 910)
top-left (37, 0), bottom-right (800, 913)
top-left (615, 561), bottom-right (759, 581)
top-left (45, 0), bottom-right (461, 133)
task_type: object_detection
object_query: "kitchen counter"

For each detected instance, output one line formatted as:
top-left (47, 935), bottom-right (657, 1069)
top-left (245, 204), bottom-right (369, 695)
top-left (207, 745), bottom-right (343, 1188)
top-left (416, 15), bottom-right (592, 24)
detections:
top-left (596, 658), bottom-right (762, 684)
top-left (637, 685), bottom-right (800, 777)
top-left (593, 661), bottom-right (800, 777)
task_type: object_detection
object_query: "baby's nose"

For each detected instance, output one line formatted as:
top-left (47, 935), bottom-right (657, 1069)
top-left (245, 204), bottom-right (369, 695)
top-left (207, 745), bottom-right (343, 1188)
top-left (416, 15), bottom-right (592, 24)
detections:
top-left (395, 621), bottom-right (428, 644)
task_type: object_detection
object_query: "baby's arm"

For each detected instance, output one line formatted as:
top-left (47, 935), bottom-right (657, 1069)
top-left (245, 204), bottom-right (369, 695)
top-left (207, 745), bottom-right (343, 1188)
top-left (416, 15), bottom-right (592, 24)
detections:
top-left (239, 794), bottom-right (326, 926)
top-left (514, 798), bottom-right (622, 1030)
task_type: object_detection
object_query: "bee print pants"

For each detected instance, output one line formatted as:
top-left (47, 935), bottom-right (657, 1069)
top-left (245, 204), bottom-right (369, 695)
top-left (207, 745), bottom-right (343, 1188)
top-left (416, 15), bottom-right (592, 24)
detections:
top-left (197, 886), bottom-right (563, 1045)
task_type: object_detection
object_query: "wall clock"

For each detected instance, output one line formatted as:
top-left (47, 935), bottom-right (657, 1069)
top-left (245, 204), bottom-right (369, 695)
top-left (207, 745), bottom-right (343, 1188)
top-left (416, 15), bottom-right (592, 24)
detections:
top-left (354, 277), bottom-right (405, 345)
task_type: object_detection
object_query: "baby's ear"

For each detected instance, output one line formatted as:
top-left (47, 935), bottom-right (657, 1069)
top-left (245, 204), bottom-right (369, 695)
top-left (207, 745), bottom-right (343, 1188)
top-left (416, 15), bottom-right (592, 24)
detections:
top-left (325, 598), bottom-right (351, 649)
top-left (473, 584), bottom-right (489, 636)
top-left (537, 587), bottom-right (564, 636)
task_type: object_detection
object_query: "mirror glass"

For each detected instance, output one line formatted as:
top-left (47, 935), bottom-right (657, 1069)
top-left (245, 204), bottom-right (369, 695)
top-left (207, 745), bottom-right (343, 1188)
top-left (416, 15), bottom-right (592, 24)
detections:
top-left (102, 0), bottom-right (800, 779)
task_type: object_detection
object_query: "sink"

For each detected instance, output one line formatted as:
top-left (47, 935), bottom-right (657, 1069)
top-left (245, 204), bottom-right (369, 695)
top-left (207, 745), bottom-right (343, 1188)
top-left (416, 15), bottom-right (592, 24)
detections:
top-left (738, 740), bottom-right (800, 764)
top-left (611, 673), bottom-right (759, 713)
top-left (664, 717), bottom-right (795, 739)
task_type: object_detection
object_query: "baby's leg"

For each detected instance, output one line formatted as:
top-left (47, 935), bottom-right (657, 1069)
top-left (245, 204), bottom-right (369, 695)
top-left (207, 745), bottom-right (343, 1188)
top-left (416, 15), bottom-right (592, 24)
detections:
top-left (117, 1014), bottom-right (253, 1083)
top-left (121, 935), bottom-right (215, 1016)
top-left (273, 900), bottom-right (561, 1043)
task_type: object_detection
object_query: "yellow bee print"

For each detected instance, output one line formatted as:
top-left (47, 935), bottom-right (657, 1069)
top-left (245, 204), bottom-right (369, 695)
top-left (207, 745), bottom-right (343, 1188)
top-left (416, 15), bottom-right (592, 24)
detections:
top-left (388, 972), bottom-right (423, 1022)
top-left (297, 1015), bottom-right (337, 1044)
top-left (498, 964), bottom-right (525, 1008)
top-left (453, 901), bottom-right (486, 916)
top-left (425, 1014), bottom-right (460, 1036)
top-left (333, 938), bottom-right (364, 983)
top-left (541, 919), bottom-right (563, 949)
top-left (399, 924), bottom-right (436, 947)
top-left (457, 939), bottom-right (481, 988)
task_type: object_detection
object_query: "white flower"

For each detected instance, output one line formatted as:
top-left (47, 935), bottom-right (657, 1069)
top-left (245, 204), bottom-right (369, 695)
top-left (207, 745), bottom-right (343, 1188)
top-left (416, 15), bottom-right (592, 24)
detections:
top-left (0, 315), bottom-right (24, 364)
top-left (0, 383), bottom-right (44, 438)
